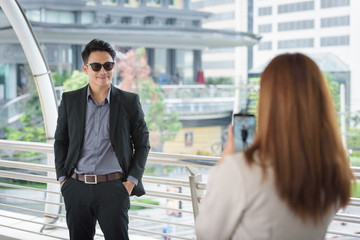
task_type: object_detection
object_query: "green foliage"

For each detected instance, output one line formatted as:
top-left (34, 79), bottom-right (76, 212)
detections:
top-left (324, 73), bottom-right (340, 112)
top-left (351, 182), bottom-right (360, 198)
top-left (52, 72), bottom-right (70, 87)
top-left (5, 86), bottom-right (46, 143)
top-left (130, 198), bottom-right (159, 210)
top-left (351, 111), bottom-right (360, 128)
top-left (245, 74), bottom-right (340, 117)
top-left (206, 76), bottom-right (233, 85)
top-left (63, 70), bottom-right (89, 92)
top-left (350, 155), bottom-right (360, 166)
top-left (136, 78), bottom-right (182, 143)
top-left (247, 77), bottom-right (261, 116)
top-left (0, 182), bottom-right (46, 190)
top-left (5, 124), bottom-right (46, 143)
top-left (347, 127), bottom-right (360, 150)
top-left (135, 47), bottom-right (146, 57)
top-left (4, 70), bottom-right (89, 143)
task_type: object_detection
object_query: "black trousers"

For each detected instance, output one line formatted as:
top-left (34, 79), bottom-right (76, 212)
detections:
top-left (61, 178), bottom-right (130, 240)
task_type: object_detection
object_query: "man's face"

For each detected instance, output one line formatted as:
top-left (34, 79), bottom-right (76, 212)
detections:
top-left (82, 51), bottom-right (114, 88)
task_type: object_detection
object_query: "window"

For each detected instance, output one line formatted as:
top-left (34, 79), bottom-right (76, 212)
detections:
top-left (147, 0), bottom-right (161, 7)
top-left (166, 18), bottom-right (176, 26)
top-left (121, 17), bottom-right (132, 24)
top-left (278, 20), bottom-right (314, 31)
top-left (154, 49), bottom-right (167, 84)
top-left (258, 41), bottom-right (272, 50)
top-left (25, 9), bottom-right (41, 22)
top-left (209, 12), bottom-right (235, 22)
top-left (258, 24), bottom-right (272, 33)
top-left (144, 16), bottom-right (155, 25)
top-left (124, 0), bottom-right (139, 7)
top-left (46, 10), bottom-right (75, 24)
top-left (83, 0), bottom-right (96, 6)
top-left (321, 16), bottom-right (350, 28)
top-left (258, 6), bottom-right (272, 16)
top-left (102, 0), bottom-right (117, 6)
top-left (321, 35), bottom-right (350, 46)
top-left (169, 0), bottom-right (183, 9)
top-left (278, 1), bottom-right (314, 14)
top-left (176, 50), bottom-right (193, 84)
top-left (321, 0), bottom-right (350, 8)
top-left (278, 38), bottom-right (314, 49)
top-left (81, 12), bottom-right (95, 24)
top-left (192, 20), bottom-right (201, 27)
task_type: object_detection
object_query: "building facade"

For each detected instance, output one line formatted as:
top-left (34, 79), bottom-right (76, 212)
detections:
top-left (0, 0), bottom-right (259, 101)
top-left (190, 0), bottom-right (254, 87)
top-left (192, 0), bottom-right (359, 112)
top-left (252, 0), bottom-right (360, 111)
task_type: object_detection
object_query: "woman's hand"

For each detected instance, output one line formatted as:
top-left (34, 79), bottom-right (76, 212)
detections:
top-left (218, 124), bottom-right (235, 165)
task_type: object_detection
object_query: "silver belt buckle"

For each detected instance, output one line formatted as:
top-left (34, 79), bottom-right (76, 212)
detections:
top-left (84, 174), bottom-right (97, 184)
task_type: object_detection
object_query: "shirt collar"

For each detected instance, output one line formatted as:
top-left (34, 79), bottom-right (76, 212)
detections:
top-left (87, 85), bottom-right (111, 104)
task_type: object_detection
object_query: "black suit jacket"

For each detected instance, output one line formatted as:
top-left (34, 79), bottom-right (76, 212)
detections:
top-left (54, 84), bottom-right (150, 196)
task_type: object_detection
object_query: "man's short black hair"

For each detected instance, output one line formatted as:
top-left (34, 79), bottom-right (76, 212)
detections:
top-left (81, 39), bottom-right (116, 64)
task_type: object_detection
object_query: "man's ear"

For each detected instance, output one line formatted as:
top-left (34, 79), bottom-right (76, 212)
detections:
top-left (82, 65), bottom-right (88, 75)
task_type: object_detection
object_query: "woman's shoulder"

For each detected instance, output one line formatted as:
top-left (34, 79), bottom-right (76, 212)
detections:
top-left (221, 151), bottom-right (271, 187)
top-left (222, 152), bottom-right (263, 173)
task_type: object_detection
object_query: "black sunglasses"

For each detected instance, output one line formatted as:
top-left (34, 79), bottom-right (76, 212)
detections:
top-left (86, 62), bottom-right (115, 72)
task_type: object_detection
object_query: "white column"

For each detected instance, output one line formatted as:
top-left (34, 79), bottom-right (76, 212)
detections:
top-left (233, 0), bottom-right (248, 113)
top-left (0, 0), bottom-right (60, 227)
top-left (340, 83), bottom-right (347, 149)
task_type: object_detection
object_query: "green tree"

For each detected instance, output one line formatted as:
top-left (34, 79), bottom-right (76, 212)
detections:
top-left (324, 73), bottom-right (340, 112)
top-left (351, 111), bottom-right (360, 128)
top-left (117, 47), bottom-right (182, 151)
top-left (5, 84), bottom-right (45, 143)
top-left (136, 78), bottom-right (182, 145)
top-left (4, 70), bottom-right (88, 143)
top-left (52, 72), bottom-right (70, 87)
top-left (206, 76), bottom-right (233, 85)
top-left (246, 74), bottom-right (340, 117)
top-left (63, 70), bottom-right (89, 92)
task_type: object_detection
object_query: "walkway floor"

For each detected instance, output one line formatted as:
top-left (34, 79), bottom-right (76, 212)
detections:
top-left (1, 208), bottom-right (359, 239)
top-left (0, 210), bottom-right (156, 240)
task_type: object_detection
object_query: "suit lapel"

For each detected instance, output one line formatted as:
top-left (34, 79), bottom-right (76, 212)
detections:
top-left (110, 85), bottom-right (120, 142)
top-left (77, 85), bottom-right (88, 144)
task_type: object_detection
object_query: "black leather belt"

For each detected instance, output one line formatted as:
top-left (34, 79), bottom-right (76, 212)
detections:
top-left (71, 172), bottom-right (123, 184)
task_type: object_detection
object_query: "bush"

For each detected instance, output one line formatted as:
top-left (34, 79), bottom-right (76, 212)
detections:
top-left (130, 198), bottom-right (159, 210)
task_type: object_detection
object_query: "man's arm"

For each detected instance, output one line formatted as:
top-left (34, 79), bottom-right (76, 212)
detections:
top-left (128, 94), bottom-right (150, 181)
top-left (54, 96), bottom-right (69, 181)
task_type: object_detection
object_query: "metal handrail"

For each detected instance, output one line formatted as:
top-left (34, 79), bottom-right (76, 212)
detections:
top-left (0, 182), bottom-right (60, 194)
top-left (0, 140), bottom-right (204, 239)
top-left (1, 139), bottom-right (360, 239)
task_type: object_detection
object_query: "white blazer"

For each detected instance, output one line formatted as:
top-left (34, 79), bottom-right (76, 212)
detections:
top-left (195, 152), bottom-right (337, 240)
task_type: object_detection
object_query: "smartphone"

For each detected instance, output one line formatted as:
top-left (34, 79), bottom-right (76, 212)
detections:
top-left (233, 113), bottom-right (256, 152)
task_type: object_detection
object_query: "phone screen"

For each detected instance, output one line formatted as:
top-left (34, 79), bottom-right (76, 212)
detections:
top-left (233, 113), bottom-right (256, 152)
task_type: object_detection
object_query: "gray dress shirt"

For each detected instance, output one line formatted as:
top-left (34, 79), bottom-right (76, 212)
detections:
top-left (59, 86), bottom-right (138, 185)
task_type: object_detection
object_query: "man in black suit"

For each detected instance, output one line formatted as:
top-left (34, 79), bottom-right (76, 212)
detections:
top-left (54, 39), bottom-right (150, 240)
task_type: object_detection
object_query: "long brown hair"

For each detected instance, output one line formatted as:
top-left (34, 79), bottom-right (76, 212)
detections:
top-left (245, 53), bottom-right (354, 222)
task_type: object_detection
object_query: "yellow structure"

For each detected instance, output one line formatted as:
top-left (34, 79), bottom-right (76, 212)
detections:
top-left (163, 126), bottom-right (224, 156)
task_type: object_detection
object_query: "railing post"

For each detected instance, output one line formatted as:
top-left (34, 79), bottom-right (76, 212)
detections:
top-left (42, 151), bottom-right (62, 231)
top-left (186, 166), bottom-right (203, 221)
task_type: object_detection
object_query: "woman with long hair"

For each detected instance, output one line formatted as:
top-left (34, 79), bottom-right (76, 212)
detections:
top-left (195, 53), bottom-right (355, 240)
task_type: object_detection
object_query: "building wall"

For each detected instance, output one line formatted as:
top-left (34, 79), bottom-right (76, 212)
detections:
top-left (191, 0), bottom-right (250, 87)
top-left (252, 0), bottom-right (360, 111)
